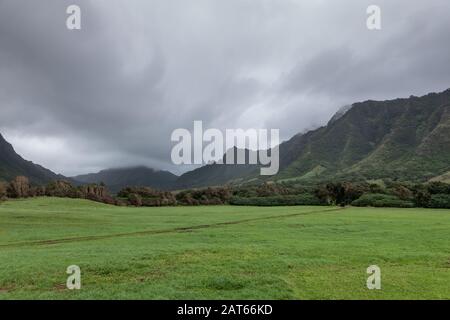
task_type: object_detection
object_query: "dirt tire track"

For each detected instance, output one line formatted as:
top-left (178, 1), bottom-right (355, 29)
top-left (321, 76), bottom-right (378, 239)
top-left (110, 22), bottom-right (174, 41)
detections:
top-left (0, 207), bottom-right (344, 249)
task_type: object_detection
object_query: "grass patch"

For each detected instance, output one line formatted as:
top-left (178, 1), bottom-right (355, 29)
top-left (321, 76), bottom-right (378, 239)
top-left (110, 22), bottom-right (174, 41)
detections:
top-left (0, 198), bottom-right (449, 299)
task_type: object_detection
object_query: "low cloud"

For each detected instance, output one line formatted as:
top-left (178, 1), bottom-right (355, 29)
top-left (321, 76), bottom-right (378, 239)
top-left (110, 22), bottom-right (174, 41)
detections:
top-left (1, 0), bottom-right (449, 176)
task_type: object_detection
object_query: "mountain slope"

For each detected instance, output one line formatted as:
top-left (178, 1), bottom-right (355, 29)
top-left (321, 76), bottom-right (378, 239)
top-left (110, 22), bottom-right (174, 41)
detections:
top-left (73, 166), bottom-right (179, 193)
top-left (176, 89), bottom-right (450, 188)
top-left (3, 89), bottom-right (449, 190)
top-left (279, 89), bottom-right (450, 182)
top-left (176, 148), bottom-right (260, 189)
top-left (0, 133), bottom-right (63, 184)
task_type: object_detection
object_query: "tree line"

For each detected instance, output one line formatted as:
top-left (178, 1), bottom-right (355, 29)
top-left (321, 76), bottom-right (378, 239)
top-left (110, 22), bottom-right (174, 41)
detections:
top-left (0, 176), bottom-right (115, 204)
top-left (1, 176), bottom-right (449, 209)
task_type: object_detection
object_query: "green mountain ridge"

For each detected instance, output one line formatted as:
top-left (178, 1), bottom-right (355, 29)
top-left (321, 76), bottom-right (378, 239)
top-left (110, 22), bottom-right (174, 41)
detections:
top-left (2, 88), bottom-right (449, 190)
top-left (178, 89), bottom-right (450, 187)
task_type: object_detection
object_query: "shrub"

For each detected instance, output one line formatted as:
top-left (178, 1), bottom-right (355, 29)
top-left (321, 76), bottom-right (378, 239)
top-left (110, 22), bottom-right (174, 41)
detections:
top-left (78, 184), bottom-right (110, 202)
top-left (176, 187), bottom-right (231, 206)
top-left (100, 195), bottom-right (116, 205)
top-left (230, 194), bottom-right (325, 206)
top-left (369, 183), bottom-right (385, 194)
top-left (427, 194), bottom-right (450, 209)
top-left (7, 176), bottom-right (31, 198)
top-left (30, 186), bottom-right (46, 197)
top-left (315, 182), bottom-right (366, 206)
top-left (118, 187), bottom-right (177, 207)
top-left (128, 193), bottom-right (143, 207)
top-left (142, 198), bottom-right (162, 207)
top-left (352, 193), bottom-right (414, 208)
top-left (0, 181), bottom-right (7, 200)
top-left (413, 188), bottom-right (431, 207)
top-left (427, 182), bottom-right (450, 195)
top-left (45, 180), bottom-right (79, 198)
top-left (391, 185), bottom-right (414, 200)
top-left (118, 187), bottom-right (159, 198)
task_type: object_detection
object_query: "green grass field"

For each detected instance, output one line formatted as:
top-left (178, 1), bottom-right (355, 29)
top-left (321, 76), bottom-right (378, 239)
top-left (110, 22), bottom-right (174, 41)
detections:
top-left (0, 197), bottom-right (449, 300)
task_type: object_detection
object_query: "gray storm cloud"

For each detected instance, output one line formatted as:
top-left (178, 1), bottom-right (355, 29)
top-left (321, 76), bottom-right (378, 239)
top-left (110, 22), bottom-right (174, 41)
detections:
top-left (0, 0), bottom-right (449, 176)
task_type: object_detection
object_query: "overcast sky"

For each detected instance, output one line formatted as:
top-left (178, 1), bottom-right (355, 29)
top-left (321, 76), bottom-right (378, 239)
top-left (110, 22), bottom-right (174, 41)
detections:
top-left (1, 0), bottom-right (449, 176)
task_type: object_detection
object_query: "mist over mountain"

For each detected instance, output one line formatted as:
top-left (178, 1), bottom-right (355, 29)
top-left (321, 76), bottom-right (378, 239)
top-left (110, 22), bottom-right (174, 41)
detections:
top-left (175, 147), bottom-right (260, 189)
top-left (2, 1), bottom-right (450, 176)
top-left (2, 89), bottom-right (449, 191)
top-left (176, 89), bottom-right (450, 188)
top-left (73, 167), bottom-right (178, 193)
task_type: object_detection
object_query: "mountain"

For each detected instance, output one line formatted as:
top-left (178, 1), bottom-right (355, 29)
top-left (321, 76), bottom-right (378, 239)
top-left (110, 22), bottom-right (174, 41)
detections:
top-left (73, 166), bottom-right (179, 193)
top-left (328, 104), bottom-right (353, 124)
top-left (0, 133), bottom-right (63, 184)
top-left (3, 89), bottom-right (450, 190)
top-left (176, 89), bottom-right (450, 187)
top-left (176, 148), bottom-right (260, 189)
top-left (277, 89), bottom-right (450, 182)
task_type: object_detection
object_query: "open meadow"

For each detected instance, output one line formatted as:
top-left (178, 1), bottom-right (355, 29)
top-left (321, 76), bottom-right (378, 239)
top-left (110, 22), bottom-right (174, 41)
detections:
top-left (0, 198), bottom-right (449, 299)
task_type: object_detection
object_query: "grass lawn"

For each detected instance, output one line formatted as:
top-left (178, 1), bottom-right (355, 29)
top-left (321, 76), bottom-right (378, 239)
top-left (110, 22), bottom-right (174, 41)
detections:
top-left (0, 197), bottom-right (449, 299)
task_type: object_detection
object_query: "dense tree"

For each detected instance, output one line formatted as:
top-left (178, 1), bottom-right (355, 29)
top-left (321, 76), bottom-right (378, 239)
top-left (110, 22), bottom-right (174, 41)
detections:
top-left (0, 181), bottom-right (7, 200)
top-left (427, 194), bottom-right (450, 209)
top-left (427, 182), bottom-right (450, 195)
top-left (391, 184), bottom-right (413, 200)
top-left (1, 174), bottom-right (448, 209)
top-left (7, 176), bottom-right (30, 198)
top-left (45, 180), bottom-right (79, 198)
top-left (128, 193), bottom-right (143, 207)
top-left (118, 186), bottom-right (177, 206)
top-left (314, 182), bottom-right (365, 206)
top-left (175, 187), bottom-right (232, 206)
top-left (79, 184), bottom-right (111, 202)
top-left (413, 189), bottom-right (431, 208)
